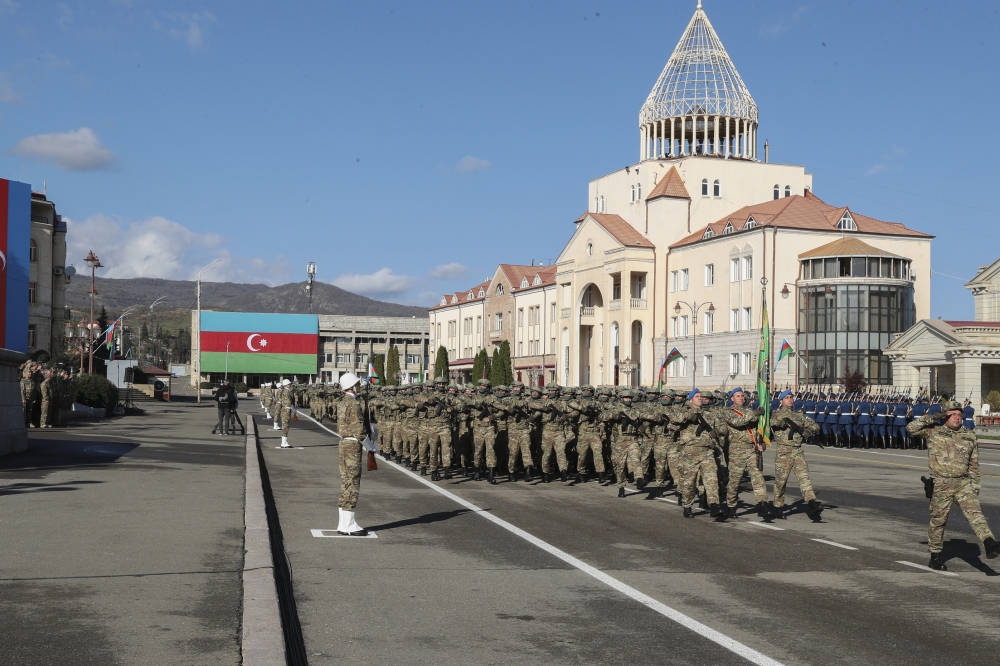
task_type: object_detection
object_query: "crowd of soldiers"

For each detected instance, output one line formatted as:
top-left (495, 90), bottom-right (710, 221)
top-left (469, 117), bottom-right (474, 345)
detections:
top-left (19, 361), bottom-right (75, 429)
top-left (256, 376), bottom-right (999, 568)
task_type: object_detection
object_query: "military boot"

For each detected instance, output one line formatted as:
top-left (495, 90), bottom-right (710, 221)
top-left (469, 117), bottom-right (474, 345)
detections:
top-left (756, 502), bottom-right (767, 518)
top-left (985, 537), bottom-right (1000, 559)
top-left (682, 507), bottom-right (694, 518)
top-left (727, 504), bottom-right (739, 519)
top-left (444, 468), bottom-right (452, 480)
top-left (430, 470), bottom-right (440, 481)
top-left (709, 504), bottom-right (723, 520)
top-left (508, 472), bottom-right (515, 483)
top-left (543, 473), bottom-right (551, 483)
top-left (598, 471), bottom-right (606, 485)
top-left (698, 494), bottom-right (710, 511)
top-left (421, 466), bottom-right (428, 476)
top-left (771, 503), bottom-right (785, 519)
top-left (618, 487), bottom-right (626, 498)
top-left (473, 470), bottom-right (481, 481)
top-left (928, 553), bottom-right (947, 571)
top-left (560, 470), bottom-right (568, 482)
top-left (577, 473), bottom-right (585, 484)
top-left (488, 467), bottom-right (498, 485)
top-left (524, 466), bottom-right (534, 482)
top-left (806, 499), bottom-right (824, 520)
top-left (635, 477), bottom-right (647, 491)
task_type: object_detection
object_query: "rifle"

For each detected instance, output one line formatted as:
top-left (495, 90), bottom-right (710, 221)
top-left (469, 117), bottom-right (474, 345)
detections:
top-left (361, 380), bottom-right (377, 471)
top-left (784, 416), bottom-right (824, 449)
top-left (619, 409), bottom-right (648, 438)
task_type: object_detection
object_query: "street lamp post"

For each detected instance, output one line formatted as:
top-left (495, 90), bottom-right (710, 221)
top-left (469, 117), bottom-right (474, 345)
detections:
top-left (195, 259), bottom-right (221, 403)
top-left (673, 300), bottom-right (715, 389)
top-left (619, 356), bottom-right (637, 388)
top-left (150, 296), bottom-right (168, 368)
top-left (306, 262), bottom-right (317, 314)
top-left (84, 251), bottom-right (103, 374)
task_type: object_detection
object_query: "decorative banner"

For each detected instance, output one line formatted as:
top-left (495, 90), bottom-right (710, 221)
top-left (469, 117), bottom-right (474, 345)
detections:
top-left (0, 178), bottom-right (31, 352)
top-left (199, 312), bottom-right (318, 374)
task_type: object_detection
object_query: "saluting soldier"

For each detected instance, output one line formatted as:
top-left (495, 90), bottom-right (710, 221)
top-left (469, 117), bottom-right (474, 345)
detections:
top-left (907, 400), bottom-right (1000, 570)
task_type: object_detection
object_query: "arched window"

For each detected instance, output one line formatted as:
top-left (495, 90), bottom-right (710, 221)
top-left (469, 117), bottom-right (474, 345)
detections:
top-left (701, 179), bottom-right (709, 196)
top-left (478, 288), bottom-right (485, 298)
top-left (595, 197), bottom-right (599, 211)
top-left (637, 183), bottom-right (641, 199)
top-left (600, 196), bottom-right (605, 212)
top-left (630, 185), bottom-right (635, 202)
top-left (586, 243), bottom-right (593, 257)
top-left (496, 284), bottom-right (504, 296)
top-left (29, 238), bottom-right (37, 262)
top-left (467, 291), bottom-right (474, 300)
top-left (773, 185), bottom-right (780, 200)
top-left (713, 179), bottom-right (721, 197)
top-left (837, 212), bottom-right (857, 231)
top-left (784, 185), bottom-right (791, 198)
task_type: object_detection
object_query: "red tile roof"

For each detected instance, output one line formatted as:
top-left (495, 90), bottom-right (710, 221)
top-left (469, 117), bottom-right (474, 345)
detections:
top-left (500, 264), bottom-right (557, 291)
top-left (645, 166), bottom-right (690, 201)
top-left (430, 279), bottom-right (491, 310)
top-left (671, 192), bottom-right (933, 248)
top-left (582, 213), bottom-right (655, 249)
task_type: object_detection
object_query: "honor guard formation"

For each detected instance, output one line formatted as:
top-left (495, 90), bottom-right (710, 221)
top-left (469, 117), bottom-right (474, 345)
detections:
top-left (18, 361), bottom-right (75, 429)
top-left (258, 378), bottom-right (1000, 571)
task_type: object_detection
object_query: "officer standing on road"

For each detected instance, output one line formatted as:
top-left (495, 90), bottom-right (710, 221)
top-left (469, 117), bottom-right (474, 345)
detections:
top-left (335, 373), bottom-right (372, 537)
top-left (906, 400), bottom-right (1000, 570)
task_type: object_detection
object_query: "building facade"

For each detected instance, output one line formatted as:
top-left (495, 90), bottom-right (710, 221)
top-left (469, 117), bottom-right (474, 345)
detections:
top-left (29, 191), bottom-right (68, 360)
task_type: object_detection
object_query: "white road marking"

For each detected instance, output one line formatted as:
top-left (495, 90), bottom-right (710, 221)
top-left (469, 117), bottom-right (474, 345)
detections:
top-left (274, 447), bottom-right (305, 450)
top-left (895, 560), bottom-right (958, 577)
top-left (744, 521), bottom-right (785, 531)
top-left (834, 449), bottom-right (1000, 468)
top-left (811, 538), bottom-right (858, 551)
top-left (381, 458), bottom-right (784, 666)
top-left (310, 529), bottom-right (378, 539)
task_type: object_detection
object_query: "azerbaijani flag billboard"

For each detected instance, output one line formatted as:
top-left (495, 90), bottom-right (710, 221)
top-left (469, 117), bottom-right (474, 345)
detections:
top-left (0, 178), bottom-right (31, 353)
top-left (199, 312), bottom-right (318, 374)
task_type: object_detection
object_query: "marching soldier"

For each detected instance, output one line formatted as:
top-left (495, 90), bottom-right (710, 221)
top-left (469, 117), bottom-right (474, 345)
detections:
top-left (723, 387), bottom-right (769, 519)
top-left (499, 381), bottom-right (535, 482)
top-left (570, 386), bottom-right (607, 484)
top-left (469, 379), bottom-right (500, 483)
top-left (770, 390), bottom-right (823, 520)
top-left (907, 400), bottom-right (1000, 570)
top-left (675, 389), bottom-right (725, 520)
top-left (534, 385), bottom-right (570, 482)
top-left (607, 390), bottom-right (649, 498)
top-left (423, 378), bottom-right (454, 481)
top-left (276, 379), bottom-right (296, 448)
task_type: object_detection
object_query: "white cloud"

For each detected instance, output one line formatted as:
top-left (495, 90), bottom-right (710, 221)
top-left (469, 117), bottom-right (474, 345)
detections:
top-left (759, 6), bottom-right (807, 38)
top-left (428, 262), bottom-right (468, 280)
top-left (331, 268), bottom-right (416, 296)
top-left (64, 214), bottom-right (290, 285)
top-left (9, 128), bottom-right (115, 171)
top-left (156, 11), bottom-right (217, 49)
top-left (0, 0), bottom-right (19, 16)
top-left (865, 144), bottom-right (906, 176)
top-left (0, 73), bottom-right (21, 104)
top-left (456, 155), bottom-right (491, 173)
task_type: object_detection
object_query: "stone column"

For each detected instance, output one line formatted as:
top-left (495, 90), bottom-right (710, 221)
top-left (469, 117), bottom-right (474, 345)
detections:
top-left (713, 115), bottom-right (720, 155)
top-left (954, 355), bottom-right (983, 402)
top-left (670, 117), bottom-right (675, 157)
top-left (0, 348), bottom-right (29, 457)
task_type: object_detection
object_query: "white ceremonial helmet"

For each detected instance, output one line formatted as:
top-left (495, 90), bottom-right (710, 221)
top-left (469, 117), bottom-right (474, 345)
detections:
top-left (281, 379), bottom-right (292, 386)
top-left (339, 373), bottom-right (361, 391)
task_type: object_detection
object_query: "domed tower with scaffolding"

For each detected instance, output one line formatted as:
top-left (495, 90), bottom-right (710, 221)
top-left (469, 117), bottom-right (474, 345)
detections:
top-left (639, 2), bottom-right (758, 162)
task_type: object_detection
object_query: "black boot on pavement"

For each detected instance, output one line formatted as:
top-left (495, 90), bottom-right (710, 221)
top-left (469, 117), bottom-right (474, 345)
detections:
top-left (985, 537), bottom-right (1000, 559)
top-left (683, 507), bottom-right (693, 518)
top-left (928, 553), bottom-right (947, 571)
top-left (618, 487), bottom-right (626, 498)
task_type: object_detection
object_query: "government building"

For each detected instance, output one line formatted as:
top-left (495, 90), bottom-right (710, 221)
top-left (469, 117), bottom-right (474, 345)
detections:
top-left (430, 3), bottom-right (932, 390)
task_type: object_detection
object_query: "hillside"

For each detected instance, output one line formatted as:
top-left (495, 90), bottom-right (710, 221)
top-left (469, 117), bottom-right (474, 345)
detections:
top-left (65, 277), bottom-right (429, 318)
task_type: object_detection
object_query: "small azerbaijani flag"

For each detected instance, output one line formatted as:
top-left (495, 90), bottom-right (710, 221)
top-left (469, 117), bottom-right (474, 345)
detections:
top-left (658, 347), bottom-right (684, 389)
top-left (103, 317), bottom-right (122, 350)
top-left (368, 361), bottom-right (377, 384)
top-left (773, 339), bottom-right (793, 373)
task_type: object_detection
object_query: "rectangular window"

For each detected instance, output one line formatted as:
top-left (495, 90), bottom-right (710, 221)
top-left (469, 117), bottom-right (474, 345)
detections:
top-left (744, 352), bottom-right (754, 374)
top-left (613, 281), bottom-right (621, 300)
top-left (670, 357), bottom-right (686, 378)
top-left (518, 308), bottom-right (524, 327)
top-left (496, 313), bottom-right (503, 331)
top-left (551, 337), bottom-right (556, 353)
top-left (28, 281), bottom-right (36, 304)
top-left (671, 270), bottom-right (678, 291)
top-left (704, 310), bottom-right (714, 334)
top-left (405, 354), bottom-right (420, 365)
top-left (742, 307), bottom-right (752, 330)
top-left (729, 353), bottom-right (739, 375)
top-left (704, 263), bottom-right (714, 286)
top-left (518, 342), bottom-right (523, 355)
top-left (730, 309), bottom-right (739, 332)
top-left (680, 315), bottom-right (689, 336)
top-left (436, 323), bottom-right (441, 340)
top-left (703, 355), bottom-right (712, 376)
top-left (336, 353), bottom-right (351, 364)
top-left (358, 353), bottom-right (369, 364)
top-left (477, 316), bottom-right (482, 332)
top-left (742, 256), bottom-right (753, 281)
top-left (27, 324), bottom-right (36, 348)
top-left (672, 316), bottom-right (679, 337)
top-left (550, 303), bottom-right (556, 322)
top-left (730, 258), bottom-right (740, 282)
top-left (325, 353), bottom-right (333, 363)
top-left (680, 268), bottom-right (689, 291)
top-left (739, 352), bottom-right (747, 375)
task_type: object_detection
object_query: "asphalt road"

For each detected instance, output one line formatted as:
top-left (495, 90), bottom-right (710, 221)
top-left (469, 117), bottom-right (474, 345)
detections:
top-left (256, 404), bottom-right (1000, 666)
top-left (0, 395), bottom-right (245, 666)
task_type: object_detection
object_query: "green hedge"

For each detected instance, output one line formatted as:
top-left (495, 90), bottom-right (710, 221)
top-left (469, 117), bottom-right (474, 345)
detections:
top-left (74, 374), bottom-right (119, 413)
top-left (200, 381), bottom-right (214, 389)
top-left (235, 381), bottom-right (248, 394)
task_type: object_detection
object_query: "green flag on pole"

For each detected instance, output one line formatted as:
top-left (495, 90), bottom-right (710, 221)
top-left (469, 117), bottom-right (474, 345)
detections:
top-left (756, 286), bottom-right (772, 447)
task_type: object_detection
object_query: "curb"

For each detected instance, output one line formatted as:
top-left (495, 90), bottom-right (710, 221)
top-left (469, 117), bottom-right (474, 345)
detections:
top-left (242, 417), bottom-right (286, 665)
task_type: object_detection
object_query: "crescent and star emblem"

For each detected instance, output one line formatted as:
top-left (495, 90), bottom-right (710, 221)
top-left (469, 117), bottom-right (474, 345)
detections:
top-left (246, 333), bottom-right (268, 352)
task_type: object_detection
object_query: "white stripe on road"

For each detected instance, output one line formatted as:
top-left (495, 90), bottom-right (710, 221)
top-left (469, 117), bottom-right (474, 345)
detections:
top-left (895, 560), bottom-right (958, 577)
top-left (832, 449), bottom-right (1000, 468)
top-left (381, 458), bottom-right (784, 666)
top-left (744, 521), bottom-right (785, 531)
top-left (811, 538), bottom-right (858, 551)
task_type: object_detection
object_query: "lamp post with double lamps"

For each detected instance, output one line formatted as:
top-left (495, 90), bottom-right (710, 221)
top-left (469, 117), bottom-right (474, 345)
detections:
top-left (84, 251), bottom-right (103, 374)
top-left (673, 300), bottom-right (715, 389)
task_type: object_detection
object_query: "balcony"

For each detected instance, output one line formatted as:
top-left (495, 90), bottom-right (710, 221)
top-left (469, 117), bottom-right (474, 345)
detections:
top-left (630, 298), bottom-right (647, 310)
top-left (489, 330), bottom-right (502, 340)
top-left (580, 307), bottom-right (595, 317)
top-left (560, 307), bottom-right (571, 319)
top-left (609, 299), bottom-right (621, 311)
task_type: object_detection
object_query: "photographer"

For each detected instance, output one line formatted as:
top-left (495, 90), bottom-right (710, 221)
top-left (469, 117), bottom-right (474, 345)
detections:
top-left (213, 380), bottom-right (235, 436)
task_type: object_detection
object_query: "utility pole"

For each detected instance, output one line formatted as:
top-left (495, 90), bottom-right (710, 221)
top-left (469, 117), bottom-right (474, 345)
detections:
top-left (196, 259), bottom-right (221, 403)
top-left (150, 296), bottom-right (168, 369)
top-left (84, 251), bottom-right (103, 374)
top-left (306, 261), bottom-right (317, 314)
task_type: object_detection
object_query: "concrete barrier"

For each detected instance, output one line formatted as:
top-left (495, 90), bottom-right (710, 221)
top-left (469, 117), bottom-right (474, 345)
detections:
top-left (0, 348), bottom-right (28, 457)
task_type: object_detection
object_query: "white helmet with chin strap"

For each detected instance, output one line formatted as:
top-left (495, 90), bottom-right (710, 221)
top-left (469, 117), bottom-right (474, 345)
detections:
top-left (339, 373), bottom-right (361, 391)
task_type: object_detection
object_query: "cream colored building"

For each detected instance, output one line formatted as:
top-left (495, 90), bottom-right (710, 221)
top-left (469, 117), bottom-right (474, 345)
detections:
top-left (29, 191), bottom-right (68, 360)
top-left (884, 257), bottom-right (1000, 401)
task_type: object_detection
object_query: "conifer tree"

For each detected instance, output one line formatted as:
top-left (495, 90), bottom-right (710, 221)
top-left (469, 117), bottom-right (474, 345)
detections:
top-left (434, 345), bottom-right (449, 381)
top-left (386, 346), bottom-right (401, 385)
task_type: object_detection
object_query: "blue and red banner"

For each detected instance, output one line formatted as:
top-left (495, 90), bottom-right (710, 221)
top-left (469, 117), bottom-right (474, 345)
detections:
top-left (0, 178), bottom-right (31, 353)
top-left (199, 312), bottom-right (318, 374)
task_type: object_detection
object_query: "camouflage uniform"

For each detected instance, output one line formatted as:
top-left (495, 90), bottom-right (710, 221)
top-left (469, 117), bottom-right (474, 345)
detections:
top-left (723, 405), bottom-right (768, 507)
top-left (649, 395), bottom-right (675, 488)
top-left (423, 382), bottom-right (454, 477)
top-left (569, 388), bottom-right (606, 477)
top-left (21, 363), bottom-right (41, 428)
top-left (40, 371), bottom-right (56, 427)
top-left (469, 384), bottom-right (499, 472)
top-left (907, 409), bottom-right (996, 554)
top-left (336, 393), bottom-right (366, 511)
top-left (770, 406), bottom-right (820, 508)
top-left (675, 404), bottom-right (721, 509)
top-left (500, 384), bottom-right (534, 475)
top-left (277, 385), bottom-right (295, 437)
top-left (532, 389), bottom-right (569, 476)
top-left (608, 394), bottom-right (647, 490)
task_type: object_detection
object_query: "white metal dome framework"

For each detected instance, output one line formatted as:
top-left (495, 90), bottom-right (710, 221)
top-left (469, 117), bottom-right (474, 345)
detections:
top-left (639, 2), bottom-right (759, 161)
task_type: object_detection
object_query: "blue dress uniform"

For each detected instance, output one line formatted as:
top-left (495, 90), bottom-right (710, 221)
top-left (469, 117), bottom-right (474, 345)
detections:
top-left (963, 403), bottom-right (976, 430)
top-left (827, 397), bottom-right (843, 444)
top-left (873, 398), bottom-right (889, 447)
top-left (910, 399), bottom-right (929, 450)
top-left (793, 395), bottom-right (805, 412)
top-left (803, 395), bottom-right (817, 424)
top-left (891, 401), bottom-right (909, 448)
top-left (856, 398), bottom-right (873, 448)
top-left (815, 395), bottom-right (829, 443)
top-left (837, 398), bottom-right (855, 447)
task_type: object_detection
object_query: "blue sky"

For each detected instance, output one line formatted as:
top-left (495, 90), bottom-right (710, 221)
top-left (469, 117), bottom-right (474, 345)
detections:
top-left (1, 0), bottom-right (998, 318)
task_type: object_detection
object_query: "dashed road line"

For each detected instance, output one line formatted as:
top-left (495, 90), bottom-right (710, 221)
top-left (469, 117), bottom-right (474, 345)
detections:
top-left (744, 521), bottom-right (785, 531)
top-left (896, 560), bottom-right (958, 577)
top-left (842, 449), bottom-right (1000, 469)
top-left (811, 538), bottom-right (857, 551)
top-left (811, 452), bottom-right (1000, 478)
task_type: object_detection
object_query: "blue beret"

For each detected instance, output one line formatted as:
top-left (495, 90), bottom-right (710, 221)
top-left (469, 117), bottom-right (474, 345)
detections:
top-left (778, 389), bottom-right (792, 400)
top-left (728, 387), bottom-right (744, 397)
top-left (687, 388), bottom-right (701, 401)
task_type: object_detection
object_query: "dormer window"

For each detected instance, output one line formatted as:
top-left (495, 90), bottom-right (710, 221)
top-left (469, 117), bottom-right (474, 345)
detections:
top-left (532, 275), bottom-right (541, 286)
top-left (451, 296), bottom-right (458, 304)
top-left (703, 229), bottom-right (715, 239)
top-left (478, 288), bottom-right (485, 297)
top-left (467, 291), bottom-right (474, 300)
top-left (722, 221), bottom-right (735, 235)
top-left (496, 284), bottom-right (504, 296)
top-left (837, 212), bottom-right (857, 231)
top-left (520, 277), bottom-right (529, 288)
top-left (744, 216), bottom-right (757, 230)
top-left (440, 298), bottom-right (447, 306)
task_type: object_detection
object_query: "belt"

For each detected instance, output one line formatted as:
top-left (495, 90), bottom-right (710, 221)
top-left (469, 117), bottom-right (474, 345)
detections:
top-left (860, 413), bottom-right (871, 416)
top-left (341, 436), bottom-right (359, 441)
